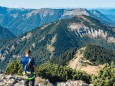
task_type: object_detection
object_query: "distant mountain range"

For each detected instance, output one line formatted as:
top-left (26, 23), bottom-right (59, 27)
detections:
top-left (0, 15), bottom-right (115, 69)
top-left (0, 6), bottom-right (114, 36)
top-left (97, 9), bottom-right (115, 23)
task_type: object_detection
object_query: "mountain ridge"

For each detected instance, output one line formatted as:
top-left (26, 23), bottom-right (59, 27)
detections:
top-left (0, 15), bottom-right (115, 69)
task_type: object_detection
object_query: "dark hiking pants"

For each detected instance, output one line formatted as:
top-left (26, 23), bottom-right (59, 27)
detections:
top-left (24, 78), bottom-right (35, 86)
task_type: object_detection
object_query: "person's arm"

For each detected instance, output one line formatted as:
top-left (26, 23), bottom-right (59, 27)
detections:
top-left (33, 65), bottom-right (36, 73)
top-left (20, 58), bottom-right (22, 64)
top-left (32, 58), bottom-right (36, 73)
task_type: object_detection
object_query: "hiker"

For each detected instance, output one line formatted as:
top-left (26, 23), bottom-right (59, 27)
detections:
top-left (21, 49), bottom-right (36, 86)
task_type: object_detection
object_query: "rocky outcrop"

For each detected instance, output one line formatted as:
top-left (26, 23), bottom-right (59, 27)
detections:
top-left (0, 74), bottom-right (91, 86)
top-left (0, 74), bottom-right (52, 86)
top-left (57, 80), bottom-right (91, 86)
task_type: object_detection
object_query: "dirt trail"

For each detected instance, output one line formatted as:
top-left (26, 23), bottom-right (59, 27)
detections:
top-left (68, 47), bottom-right (102, 75)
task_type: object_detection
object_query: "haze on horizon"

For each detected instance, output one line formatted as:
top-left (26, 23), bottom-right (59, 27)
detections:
top-left (0, 0), bottom-right (115, 9)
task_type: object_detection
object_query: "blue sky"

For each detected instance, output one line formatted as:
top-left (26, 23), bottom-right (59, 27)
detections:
top-left (0, 0), bottom-right (115, 9)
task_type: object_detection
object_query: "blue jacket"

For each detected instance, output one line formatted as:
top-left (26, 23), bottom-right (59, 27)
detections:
top-left (21, 56), bottom-right (35, 72)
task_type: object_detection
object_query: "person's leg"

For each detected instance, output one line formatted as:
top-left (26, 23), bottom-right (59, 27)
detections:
top-left (30, 78), bottom-right (35, 86)
top-left (24, 79), bottom-right (29, 86)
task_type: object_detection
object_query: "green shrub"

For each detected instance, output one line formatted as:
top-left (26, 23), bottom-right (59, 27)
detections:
top-left (5, 60), bottom-right (22, 75)
top-left (37, 62), bottom-right (91, 83)
top-left (5, 60), bottom-right (91, 84)
top-left (92, 63), bottom-right (115, 86)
